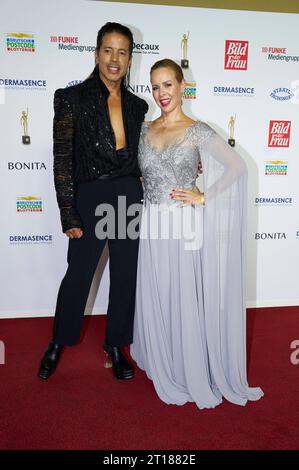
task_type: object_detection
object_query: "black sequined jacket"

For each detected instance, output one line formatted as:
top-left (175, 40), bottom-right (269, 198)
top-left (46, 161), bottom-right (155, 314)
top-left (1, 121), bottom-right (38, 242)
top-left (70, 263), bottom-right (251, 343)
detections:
top-left (53, 65), bottom-right (148, 232)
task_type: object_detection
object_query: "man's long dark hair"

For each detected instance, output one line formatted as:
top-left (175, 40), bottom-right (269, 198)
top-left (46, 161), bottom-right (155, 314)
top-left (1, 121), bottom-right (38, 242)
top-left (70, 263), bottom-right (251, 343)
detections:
top-left (95, 22), bottom-right (133, 88)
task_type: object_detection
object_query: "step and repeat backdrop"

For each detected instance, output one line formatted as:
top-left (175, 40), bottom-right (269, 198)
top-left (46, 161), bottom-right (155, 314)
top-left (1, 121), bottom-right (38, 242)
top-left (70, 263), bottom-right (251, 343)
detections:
top-left (0, 0), bottom-right (298, 317)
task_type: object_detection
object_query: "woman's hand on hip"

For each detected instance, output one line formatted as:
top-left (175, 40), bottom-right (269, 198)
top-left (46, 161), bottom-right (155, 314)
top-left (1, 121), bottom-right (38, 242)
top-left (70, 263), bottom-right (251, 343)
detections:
top-left (170, 186), bottom-right (205, 207)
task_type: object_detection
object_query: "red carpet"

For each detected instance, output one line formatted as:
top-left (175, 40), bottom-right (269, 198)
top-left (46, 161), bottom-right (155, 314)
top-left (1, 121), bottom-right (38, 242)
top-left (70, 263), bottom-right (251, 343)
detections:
top-left (0, 306), bottom-right (299, 450)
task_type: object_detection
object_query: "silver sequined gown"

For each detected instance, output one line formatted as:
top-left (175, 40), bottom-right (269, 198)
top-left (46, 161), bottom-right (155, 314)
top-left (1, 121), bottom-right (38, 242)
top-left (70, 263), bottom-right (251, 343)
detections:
top-left (131, 121), bottom-right (264, 409)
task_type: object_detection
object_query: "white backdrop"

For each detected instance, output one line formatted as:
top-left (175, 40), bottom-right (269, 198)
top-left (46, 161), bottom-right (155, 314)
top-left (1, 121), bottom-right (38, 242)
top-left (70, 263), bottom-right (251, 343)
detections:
top-left (1, 0), bottom-right (299, 318)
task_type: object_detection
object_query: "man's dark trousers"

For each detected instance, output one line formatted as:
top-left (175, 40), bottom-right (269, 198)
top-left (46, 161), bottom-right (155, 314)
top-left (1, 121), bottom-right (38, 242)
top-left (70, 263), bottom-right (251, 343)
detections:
top-left (53, 175), bottom-right (143, 347)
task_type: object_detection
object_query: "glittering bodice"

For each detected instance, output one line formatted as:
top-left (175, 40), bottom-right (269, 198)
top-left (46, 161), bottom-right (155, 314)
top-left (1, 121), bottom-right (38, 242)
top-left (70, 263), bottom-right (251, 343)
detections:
top-left (138, 121), bottom-right (214, 205)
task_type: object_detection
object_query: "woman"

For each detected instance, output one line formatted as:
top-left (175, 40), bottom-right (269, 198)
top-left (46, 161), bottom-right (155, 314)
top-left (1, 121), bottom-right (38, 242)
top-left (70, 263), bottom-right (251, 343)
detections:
top-left (131, 59), bottom-right (264, 409)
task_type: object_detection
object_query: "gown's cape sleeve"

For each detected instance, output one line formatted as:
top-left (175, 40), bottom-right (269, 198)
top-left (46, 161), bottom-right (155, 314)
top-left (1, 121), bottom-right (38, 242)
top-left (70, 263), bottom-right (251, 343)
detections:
top-left (198, 122), bottom-right (263, 405)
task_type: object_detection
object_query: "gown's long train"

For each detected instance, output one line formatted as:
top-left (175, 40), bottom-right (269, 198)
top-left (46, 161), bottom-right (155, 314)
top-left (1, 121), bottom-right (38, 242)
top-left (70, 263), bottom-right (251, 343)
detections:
top-left (131, 121), bottom-right (264, 409)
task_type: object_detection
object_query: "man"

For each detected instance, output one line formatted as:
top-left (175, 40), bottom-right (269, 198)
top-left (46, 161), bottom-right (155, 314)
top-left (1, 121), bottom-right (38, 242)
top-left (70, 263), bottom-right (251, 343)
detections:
top-left (38, 23), bottom-right (148, 381)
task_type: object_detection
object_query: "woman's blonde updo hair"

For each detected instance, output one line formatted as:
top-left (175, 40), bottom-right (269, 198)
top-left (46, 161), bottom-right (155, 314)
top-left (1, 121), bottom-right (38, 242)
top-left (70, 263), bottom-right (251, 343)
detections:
top-left (150, 59), bottom-right (184, 83)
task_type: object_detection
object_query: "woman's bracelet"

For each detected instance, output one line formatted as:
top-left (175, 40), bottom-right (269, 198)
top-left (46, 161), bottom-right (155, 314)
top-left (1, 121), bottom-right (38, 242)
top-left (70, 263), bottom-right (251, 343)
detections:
top-left (199, 191), bottom-right (205, 206)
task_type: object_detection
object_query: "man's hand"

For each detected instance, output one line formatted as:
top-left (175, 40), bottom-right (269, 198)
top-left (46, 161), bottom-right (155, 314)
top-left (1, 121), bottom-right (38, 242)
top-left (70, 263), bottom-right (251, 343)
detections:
top-left (65, 228), bottom-right (83, 239)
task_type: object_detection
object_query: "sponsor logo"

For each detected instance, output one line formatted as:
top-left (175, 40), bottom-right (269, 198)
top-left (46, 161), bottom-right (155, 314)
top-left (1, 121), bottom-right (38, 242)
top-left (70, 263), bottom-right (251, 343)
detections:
top-left (213, 85), bottom-right (254, 97)
top-left (9, 234), bottom-right (53, 245)
top-left (268, 120), bottom-right (291, 147)
top-left (262, 46), bottom-right (286, 54)
top-left (270, 87), bottom-right (293, 101)
top-left (265, 161), bottom-right (288, 176)
top-left (6, 32), bottom-right (35, 53)
top-left (129, 84), bottom-right (151, 94)
top-left (66, 80), bottom-right (82, 87)
top-left (8, 162), bottom-right (47, 171)
top-left (0, 78), bottom-right (46, 90)
top-left (50, 35), bottom-right (95, 53)
top-left (16, 196), bottom-right (42, 212)
top-left (51, 36), bottom-right (79, 44)
top-left (255, 196), bottom-right (293, 205)
top-left (255, 232), bottom-right (286, 240)
top-left (224, 40), bottom-right (248, 70)
top-left (183, 82), bottom-right (196, 100)
top-left (133, 42), bottom-right (160, 55)
top-left (261, 46), bottom-right (299, 63)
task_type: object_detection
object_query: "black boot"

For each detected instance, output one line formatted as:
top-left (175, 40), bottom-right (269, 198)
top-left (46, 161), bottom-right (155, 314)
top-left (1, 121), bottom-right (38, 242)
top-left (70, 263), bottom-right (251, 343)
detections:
top-left (103, 344), bottom-right (134, 380)
top-left (38, 341), bottom-right (64, 380)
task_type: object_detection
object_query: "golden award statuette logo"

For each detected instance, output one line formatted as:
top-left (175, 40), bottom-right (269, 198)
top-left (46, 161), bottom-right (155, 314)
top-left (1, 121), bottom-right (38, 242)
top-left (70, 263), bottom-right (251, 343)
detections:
top-left (21, 108), bottom-right (30, 144)
top-left (228, 114), bottom-right (236, 147)
top-left (181, 32), bottom-right (189, 69)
